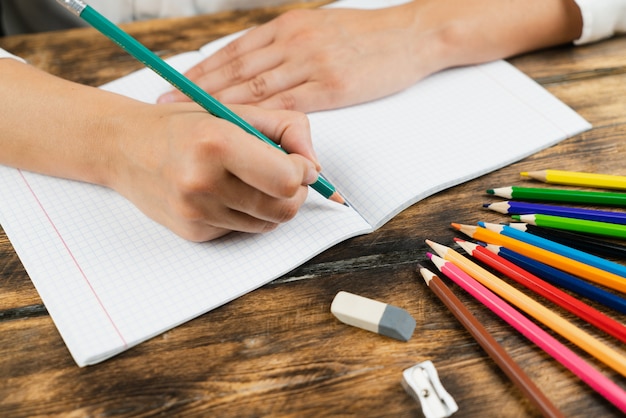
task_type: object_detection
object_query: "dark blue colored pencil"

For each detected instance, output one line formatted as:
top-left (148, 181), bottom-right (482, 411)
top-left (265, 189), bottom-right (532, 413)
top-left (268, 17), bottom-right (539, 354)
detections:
top-left (484, 201), bottom-right (626, 225)
top-left (515, 223), bottom-right (626, 260)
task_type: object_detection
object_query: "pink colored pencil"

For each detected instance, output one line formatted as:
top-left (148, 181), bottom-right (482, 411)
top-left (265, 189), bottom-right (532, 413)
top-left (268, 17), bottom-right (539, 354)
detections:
top-left (428, 253), bottom-right (626, 413)
top-left (455, 238), bottom-right (626, 344)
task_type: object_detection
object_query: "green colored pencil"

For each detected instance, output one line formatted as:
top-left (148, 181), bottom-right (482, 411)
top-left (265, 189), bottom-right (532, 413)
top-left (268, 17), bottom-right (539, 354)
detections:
top-left (56, 0), bottom-right (346, 205)
top-left (488, 186), bottom-right (626, 206)
top-left (513, 214), bottom-right (626, 239)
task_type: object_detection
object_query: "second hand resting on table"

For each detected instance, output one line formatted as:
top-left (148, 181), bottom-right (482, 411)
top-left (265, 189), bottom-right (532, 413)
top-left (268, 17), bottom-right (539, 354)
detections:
top-left (0, 59), bottom-right (321, 242)
top-left (158, 0), bottom-right (584, 112)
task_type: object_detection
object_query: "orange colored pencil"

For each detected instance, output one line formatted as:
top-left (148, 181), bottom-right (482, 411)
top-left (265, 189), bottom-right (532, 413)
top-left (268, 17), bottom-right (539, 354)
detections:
top-left (451, 223), bottom-right (626, 294)
top-left (426, 239), bottom-right (626, 378)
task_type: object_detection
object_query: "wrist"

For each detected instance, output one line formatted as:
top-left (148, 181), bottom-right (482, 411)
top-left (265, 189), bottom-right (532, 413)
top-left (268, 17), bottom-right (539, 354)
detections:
top-left (400, 0), bottom-right (584, 79)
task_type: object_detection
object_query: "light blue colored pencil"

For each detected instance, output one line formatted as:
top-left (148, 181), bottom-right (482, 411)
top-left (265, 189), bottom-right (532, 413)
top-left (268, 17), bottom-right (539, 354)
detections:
top-left (56, 0), bottom-right (345, 205)
top-left (480, 222), bottom-right (626, 279)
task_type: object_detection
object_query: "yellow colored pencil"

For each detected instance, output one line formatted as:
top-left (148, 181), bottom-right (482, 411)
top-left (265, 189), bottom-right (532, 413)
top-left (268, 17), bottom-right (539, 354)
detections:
top-left (521, 170), bottom-right (626, 190)
top-left (426, 239), bottom-right (626, 378)
top-left (452, 223), bottom-right (626, 294)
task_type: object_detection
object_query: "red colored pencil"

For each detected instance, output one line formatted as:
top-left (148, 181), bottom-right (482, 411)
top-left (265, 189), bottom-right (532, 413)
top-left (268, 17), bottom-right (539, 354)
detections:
top-left (454, 238), bottom-right (626, 344)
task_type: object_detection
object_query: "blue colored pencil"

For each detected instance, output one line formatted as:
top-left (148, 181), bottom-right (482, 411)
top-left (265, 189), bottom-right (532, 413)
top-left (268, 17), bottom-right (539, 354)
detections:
top-left (480, 222), bottom-right (626, 279)
top-left (484, 201), bottom-right (626, 225)
top-left (482, 243), bottom-right (626, 315)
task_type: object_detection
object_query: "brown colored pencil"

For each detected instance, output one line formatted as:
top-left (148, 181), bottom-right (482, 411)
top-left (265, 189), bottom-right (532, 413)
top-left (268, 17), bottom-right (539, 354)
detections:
top-left (417, 264), bottom-right (563, 418)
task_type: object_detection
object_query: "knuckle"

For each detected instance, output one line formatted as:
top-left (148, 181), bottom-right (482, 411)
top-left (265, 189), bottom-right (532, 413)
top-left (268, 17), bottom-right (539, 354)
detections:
top-left (276, 9), bottom-right (308, 26)
top-left (277, 92), bottom-right (298, 110)
top-left (274, 200), bottom-right (300, 223)
top-left (222, 39), bottom-right (243, 60)
top-left (221, 58), bottom-right (246, 81)
top-left (169, 196), bottom-right (205, 223)
top-left (248, 76), bottom-right (268, 98)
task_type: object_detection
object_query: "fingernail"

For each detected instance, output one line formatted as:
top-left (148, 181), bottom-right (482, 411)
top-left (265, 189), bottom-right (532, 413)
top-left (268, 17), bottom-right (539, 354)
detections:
top-left (305, 166), bottom-right (319, 185)
top-left (157, 92), bottom-right (174, 103)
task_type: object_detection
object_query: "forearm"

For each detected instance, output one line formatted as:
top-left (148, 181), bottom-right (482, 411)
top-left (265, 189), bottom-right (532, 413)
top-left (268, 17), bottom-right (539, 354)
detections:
top-left (398, 0), bottom-right (583, 78)
top-left (0, 58), bottom-right (137, 187)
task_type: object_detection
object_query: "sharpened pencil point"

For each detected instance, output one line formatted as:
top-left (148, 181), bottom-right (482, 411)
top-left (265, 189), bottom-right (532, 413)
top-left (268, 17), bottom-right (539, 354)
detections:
top-left (329, 191), bottom-right (348, 206)
top-left (486, 189), bottom-right (495, 194)
top-left (417, 263), bottom-right (437, 286)
top-left (425, 240), bottom-right (449, 258)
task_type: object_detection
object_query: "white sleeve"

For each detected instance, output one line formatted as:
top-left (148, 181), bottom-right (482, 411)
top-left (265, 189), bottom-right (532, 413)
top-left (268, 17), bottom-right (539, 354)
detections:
top-left (574, 0), bottom-right (626, 44)
top-left (0, 48), bottom-right (27, 63)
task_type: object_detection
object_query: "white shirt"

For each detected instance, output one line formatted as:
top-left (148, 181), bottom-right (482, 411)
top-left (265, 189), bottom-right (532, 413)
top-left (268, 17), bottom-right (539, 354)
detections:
top-left (575, 0), bottom-right (626, 43)
top-left (1, 0), bottom-right (626, 59)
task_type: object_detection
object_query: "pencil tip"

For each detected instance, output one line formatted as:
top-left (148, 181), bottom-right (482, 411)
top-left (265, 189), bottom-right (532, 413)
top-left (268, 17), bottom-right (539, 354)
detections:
top-left (450, 223), bottom-right (461, 230)
top-left (329, 191), bottom-right (348, 206)
top-left (486, 189), bottom-right (494, 194)
top-left (520, 171), bottom-right (529, 177)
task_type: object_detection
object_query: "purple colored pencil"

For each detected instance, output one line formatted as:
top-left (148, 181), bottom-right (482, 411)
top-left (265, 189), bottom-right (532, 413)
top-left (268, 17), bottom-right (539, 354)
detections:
top-left (484, 201), bottom-right (626, 225)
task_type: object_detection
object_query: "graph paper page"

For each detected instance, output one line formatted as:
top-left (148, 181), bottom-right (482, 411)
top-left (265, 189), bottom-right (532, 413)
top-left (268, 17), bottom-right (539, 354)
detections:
top-left (0, 0), bottom-right (590, 366)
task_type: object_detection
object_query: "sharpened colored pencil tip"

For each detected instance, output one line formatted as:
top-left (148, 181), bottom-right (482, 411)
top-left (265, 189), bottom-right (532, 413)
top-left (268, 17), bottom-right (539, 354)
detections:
top-left (520, 171), bottom-right (529, 177)
top-left (426, 252), bottom-right (433, 259)
top-left (451, 223), bottom-right (461, 230)
top-left (486, 189), bottom-right (494, 194)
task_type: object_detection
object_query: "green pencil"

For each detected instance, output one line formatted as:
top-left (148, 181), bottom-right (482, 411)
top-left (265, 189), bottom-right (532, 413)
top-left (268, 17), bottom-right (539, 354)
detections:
top-left (56, 0), bottom-right (346, 205)
top-left (513, 214), bottom-right (626, 239)
top-left (488, 186), bottom-right (626, 206)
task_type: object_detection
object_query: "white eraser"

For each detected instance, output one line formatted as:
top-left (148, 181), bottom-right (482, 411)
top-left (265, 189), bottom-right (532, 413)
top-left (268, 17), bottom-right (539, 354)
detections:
top-left (331, 291), bottom-right (415, 341)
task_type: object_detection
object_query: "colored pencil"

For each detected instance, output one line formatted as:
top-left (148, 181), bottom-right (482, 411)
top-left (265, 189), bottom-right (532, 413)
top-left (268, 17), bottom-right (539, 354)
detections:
top-left (452, 223), bottom-right (626, 294)
top-left (428, 253), bottom-right (626, 413)
top-left (455, 239), bottom-right (626, 343)
top-left (426, 240), bottom-right (626, 378)
top-left (55, 0), bottom-right (345, 205)
top-left (487, 186), bottom-right (626, 206)
top-left (479, 222), bottom-right (626, 279)
top-left (514, 214), bottom-right (626, 240)
top-left (482, 244), bottom-right (626, 315)
top-left (521, 170), bottom-right (626, 191)
top-left (508, 223), bottom-right (626, 260)
top-left (418, 264), bottom-right (563, 418)
top-left (484, 201), bottom-right (626, 225)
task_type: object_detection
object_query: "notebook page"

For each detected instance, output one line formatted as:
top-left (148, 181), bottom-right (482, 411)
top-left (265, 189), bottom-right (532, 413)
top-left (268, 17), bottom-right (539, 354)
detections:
top-left (0, 166), bottom-right (370, 365)
top-left (308, 60), bottom-right (590, 228)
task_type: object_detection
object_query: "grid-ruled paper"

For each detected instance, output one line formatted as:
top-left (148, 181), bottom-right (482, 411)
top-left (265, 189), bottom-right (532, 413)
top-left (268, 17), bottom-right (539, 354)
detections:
top-left (0, 0), bottom-right (590, 366)
top-left (308, 60), bottom-right (591, 228)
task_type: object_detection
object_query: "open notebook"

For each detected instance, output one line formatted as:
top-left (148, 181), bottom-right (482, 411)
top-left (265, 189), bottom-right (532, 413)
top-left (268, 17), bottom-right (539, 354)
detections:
top-left (0, 0), bottom-right (590, 366)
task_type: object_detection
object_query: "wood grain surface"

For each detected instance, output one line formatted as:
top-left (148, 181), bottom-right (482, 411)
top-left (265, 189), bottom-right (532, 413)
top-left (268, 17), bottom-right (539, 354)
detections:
top-left (1, 1), bottom-right (626, 417)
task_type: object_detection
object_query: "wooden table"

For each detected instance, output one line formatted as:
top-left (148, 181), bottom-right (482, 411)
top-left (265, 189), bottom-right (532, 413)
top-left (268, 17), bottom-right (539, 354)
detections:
top-left (2, 2), bottom-right (626, 417)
